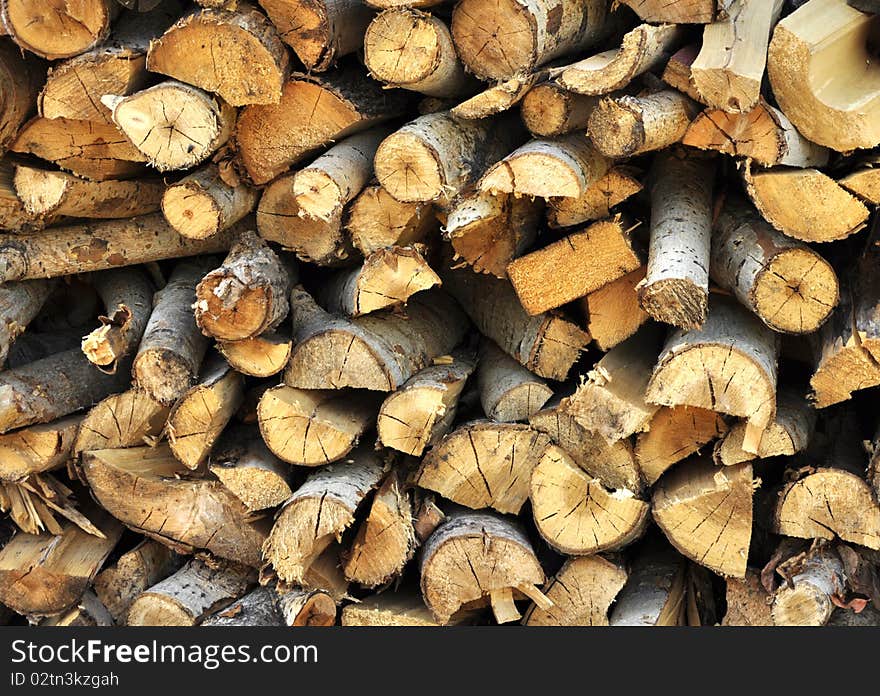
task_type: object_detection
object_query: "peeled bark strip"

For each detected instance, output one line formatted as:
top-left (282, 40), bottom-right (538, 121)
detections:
top-left (286, 286), bottom-right (468, 391)
top-left (691, 0), bottom-right (782, 113)
top-left (442, 266), bottom-right (589, 381)
top-left (318, 246), bottom-right (440, 317)
top-left (567, 325), bottom-right (664, 443)
top-left (82, 268), bottom-right (153, 374)
top-left (722, 570), bottom-right (773, 626)
top-left (618, 0), bottom-right (718, 23)
top-left (365, 9), bottom-right (475, 98)
top-left (711, 199), bottom-right (839, 334)
top-left (420, 511), bottom-right (547, 624)
top-left (588, 90), bottom-right (699, 158)
top-left (635, 406), bottom-right (728, 486)
top-left (646, 296), bottom-right (779, 442)
top-left (683, 102), bottom-right (830, 168)
top-left (0, 509), bottom-right (122, 617)
top-left (477, 340), bottom-right (552, 423)
top-left (479, 133), bottom-right (609, 199)
top-left (653, 458), bottom-right (753, 577)
top-left (343, 470), bottom-right (416, 587)
top-left (581, 265), bottom-right (649, 351)
top-left (260, 0), bottom-right (371, 72)
top-left (609, 543), bottom-right (687, 626)
top-left (547, 166), bottom-right (643, 228)
top-left (0, 214), bottom-right (234, 283)
top-left (523, 555), bottom-right (627, 626)
top-left (1, 0), bottom-right (115, 59)
top-left (146, 3), bottom-right (291, 106)
top-left (195, 230), bottom-right (293, 341)
top-left (72, 389), bottom-right (169, 459)
top-left (217, 332), bottom-right (291, 378)
top-left (82, 444), bottom-right (269, 566)
top-left (556, 24), bottom-right (685, 96)
top-left (0, 279), bottom-right (54, 366)
top-left (520, 83), bottom-right (600, 137)
top-left (93, 540), bottom-right (181, 623)
top-left (638, 150), bottom-right (714, 330)
top-left (445, 191), bottom-right (542, 278)
top-left (741, 162), bottom-right (869, 243)
top-left (127, 558), bottom-right (253, 626)
top-left (257, 385), bottom-right (380, 466)
top-left (772, 545), bottom-right (845, 626)
top-left (347, 185), bottom-right (436, 255)
top-left (530, 397), bottom-right (643, 493)
top-left (236, 67), bottom-right (410, 185)
top-left (508, 216), bottom-right (642, 316)
top-left (375, 112), bottom-right (525, 204)
top-left (263, 448), bottom-right (385, 584)
top-left (0, 415), bottom-right (82, 481)
top-left (0, 38), bottom-right (43, 154)
top-left (166, 360), bottom-right (244, 470)
top-left (293, 128), bottom-right (388, 223)
top-left (11, 117), bottom-right (148, 181)
top-left (376, 354), bottom-right (474, 456)
top-left (341, 591), bottom-right (444, 626)
top-left (209, 428), bottom-right (291, 512)
top-left (202, 586), bottom-right (282, 627)
top-left (133, 258), bottom-right (215, 406)
top-left (275, 586), bottom-right (337, 626)
top-left (104, 81), bottom-right (235, 172)
top-left (768, 0), bottom-right (880, 151)
top-left (416, 421), bottom-right (550, 514)
top-left (162, 164), bottom-right (258, 240)
top-left (450, 0), bottom-right (613, 81)
top-left (530, 444), bottom-right (650, 554)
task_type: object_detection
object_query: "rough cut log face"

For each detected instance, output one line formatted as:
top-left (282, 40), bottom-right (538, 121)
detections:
top-left (2, 0), bottom-right (115, 60)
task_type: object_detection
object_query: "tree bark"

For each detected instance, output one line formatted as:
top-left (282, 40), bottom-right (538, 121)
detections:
top-left (608, 542), bottom-right (687, 626)
top-left (771, 544), bottom-right (845, 626)
top-left (477, 339), bottom-right (552, 423)
top-left (0, 279), bottom-right (54, 366)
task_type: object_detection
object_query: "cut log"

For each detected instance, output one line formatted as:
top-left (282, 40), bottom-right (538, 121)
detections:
top-left (0, 214), bottom-right (234, 283)
top-left (162, 164), bottom-right (258, 240)
top-left (556, 24), bottom-right (685, 95)
top-left (690, 0), bottom-right (783, 113)
top-left (507, 216), bottom-right (642, 316)
top-left (530, 444), bottom-right (650, 554)
top-left (376, 353), bottom-right (474, 456)
top-left (477, 340), bottom-right (552, 423)
top-left (617, 0), bottom-right (718, 23)
top-left (445, 191), bottom-right (542, 278)
top-left (285, 286), bottom-right (468, 391)
top-left (581, 265), bottom-right (649, 351)
top-left (608, 543), bottom-right (687, 626)
top-left (82, 445), bottom-right (269, 566)
top-left (316, 245), bottom-right (440, 317)
top-left (1, 0), bottom-right (116, 59)
top-left (375, 112), bottom-right (525, 204)
top-left (479, 133), bottom-right (608, 199)
top-left (257, 385), bottom-right (380, 466)
top-left (682, 101), bottom-right (830, 168)
top-left (441, 265), bottom-right (590, 381)
top-left (420, 511), bottom-right (547, 624)
top-left (195, 230), bottom-right (293, 341)
top-left (450, 0), bottom-right (614, 81)
top-left (767, 0), bottom-right (880, 151)
top-left (202, 585), bottom-right (283, 626)
top-left (772, 544), bottom-right (844, 626)
top-left (364, 9), bottom-right (476, 97)
top-left (635, 406), bottom-right (728, 486)
top-left (588, 90), bottom-right (699, 158)
top-left (638, 150), bottom-right (714, 330)
top-left (41, 590), bottom-right (113, 626)
top-left (295, 542), bottom-right (350, 600)
top-left (0, 508), bottom-right (122, 617)
top-left (710, 197), bottom-right (839, 334)
top-left (217, 332), bottom-right (291, 378)
top-left (93, 540), bottom-right (181, 623)
top-left (259, 0), bottom-right (372, 72)
top-left (646, 296), bottom-right (779, 443)
top-left (209, 427), bottom-right (291, 512)
top-left (741, 162), bottom-right (869, 243)
top-left (523, 555), bottom-right (627, 626)
top-left (0, 415), bottom-right (83, 482)
top-left (275, 586), bottom-right (337, 626)
top-left (0, 38), bottom-right (43, 154)
top-left (343, 470), bottom-right (416, 587)
top-left (341, 591), bottom-right (445, 626)
top-left (661, 44), bottom-right (702, 102)
top-left (653, 458), bottom-right (754, 577)
top-left (133, 257), bottom-right (216, 406)
top-left (0, 158), bottom-right (45, 232)
top-left (71, 388), bottom-right (169, 460)
top-left (262, 448), bottom-right (385, 584)
top-left (346, 184), bottom-right (436, 255)
top-left (0, 279), bottom-right (54, 366)
top-left (520, 83), bottom-right (600, 137)
top-left (722, 569), bottom-right (773, 626)
top-left (449, 72), bottom-right (545, 121)
top-left (546, 166), bottom-right (643, 228)
top-left (566, 325), bottom-right (664, 443)
top-left (235, 66), bottom-right (411, 184)
top-left (127, 557), bottom-right (253, 626)
top-left (146, 3), bottom-right (291, 106)
top-left (417, 421), bottom-right (550, 514)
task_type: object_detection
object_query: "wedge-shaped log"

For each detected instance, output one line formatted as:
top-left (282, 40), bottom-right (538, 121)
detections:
top-left (0, 415), bottom-right (83, 482)
top-left (209, 427), bottom-right (292, 512)
top-left (346, 185), bottom-right (436, 255)
top-left (217, 332), bottom-right (291, 378)
top-left (72, 389), bottom-right (169, 460)
top-left (580, 265), bottom-right (648, 351)
top-left (547, 166), bottom-right (643, 228)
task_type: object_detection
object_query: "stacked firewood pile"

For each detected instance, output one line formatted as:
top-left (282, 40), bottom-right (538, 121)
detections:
top-left (1, 0), bottom-right (880, 628)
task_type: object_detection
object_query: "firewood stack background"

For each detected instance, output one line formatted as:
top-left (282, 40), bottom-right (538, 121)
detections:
top-left (0, 0), bottom-right (879, 628)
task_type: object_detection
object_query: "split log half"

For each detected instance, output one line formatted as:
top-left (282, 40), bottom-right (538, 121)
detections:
top-left (1, 0), bottom-right (116, 59)
top-left (0, 415), bottom-right (83, 482)
top-left (216, 332), bottom-right (291, 378)
top-left (477, 340), bottom-right (552, 423)
top-left (580, 265), bottom-right (649, 351)
top-left (72, 388), bottom-right (169, 460)
top-left (546, 166), bottom-right (643, 228)
top-left (346, 184), bottom-right (436, 255)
